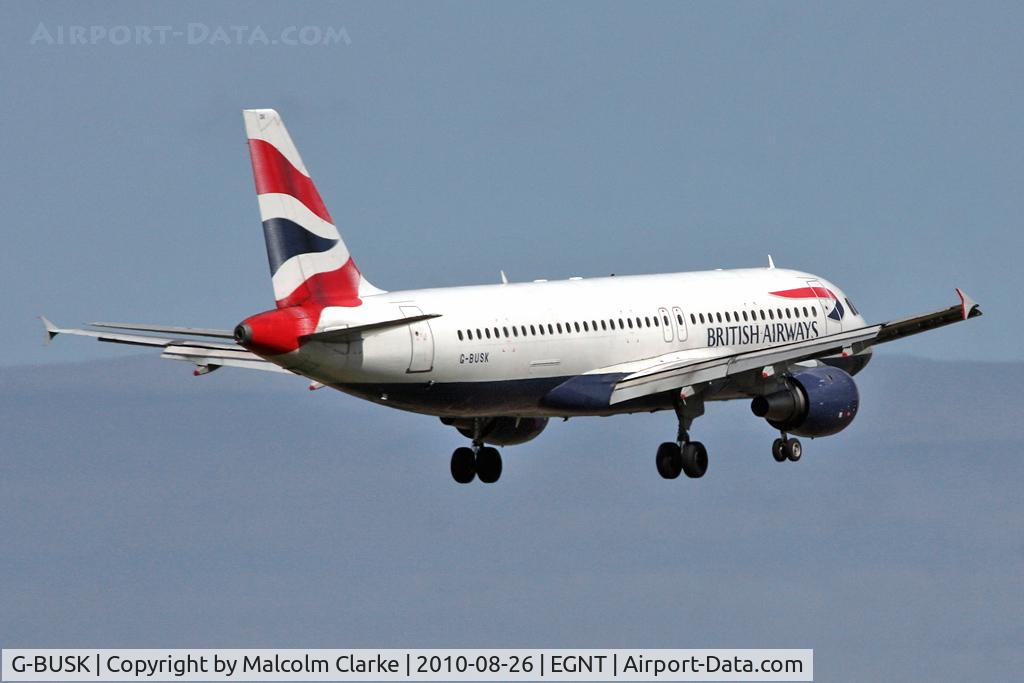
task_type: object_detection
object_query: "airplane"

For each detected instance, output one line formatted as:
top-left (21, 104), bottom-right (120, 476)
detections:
top-left (42, 109), bottom-right (982, 484)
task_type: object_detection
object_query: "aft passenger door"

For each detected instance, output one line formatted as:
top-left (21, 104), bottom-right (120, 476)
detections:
top-left (399, 305), bottom-right (435, 372)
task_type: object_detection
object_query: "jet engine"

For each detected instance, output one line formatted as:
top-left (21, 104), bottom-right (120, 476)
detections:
top-left (441, 416), bottom-right (549, 445)
top-left (750, 366), bottom-right (859, 437)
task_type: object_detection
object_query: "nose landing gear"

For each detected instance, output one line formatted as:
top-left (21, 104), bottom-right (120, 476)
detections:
top-left (772, 433), bottom-right (802, 462)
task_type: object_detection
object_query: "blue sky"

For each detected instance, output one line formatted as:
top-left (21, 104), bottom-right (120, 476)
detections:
top-left (3, 355), bottom-right (1021, 681)
top-left (2, 1), bottom-right (1018, 367)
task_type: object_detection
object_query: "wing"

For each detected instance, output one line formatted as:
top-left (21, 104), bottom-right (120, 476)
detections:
top-left (40, 317), bottom-right (291, 375)
top-left (609, 288), bottom-right (981, 405)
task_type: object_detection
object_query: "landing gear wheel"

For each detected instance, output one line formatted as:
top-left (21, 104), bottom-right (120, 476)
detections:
top-left (681, 441), bottom-right (708, 478)
top-left (450, 447), bottom-right (476, 484)
top-left (772, 438), bottom-right (787, 463)
top-left (656, 442), bottom-right (683, 479)
top-left (783, 438), bottom-right (802, 462)
top-left (476, 446), bottom-right (503, 483)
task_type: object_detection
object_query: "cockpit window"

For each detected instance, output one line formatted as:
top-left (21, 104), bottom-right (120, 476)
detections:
top-left (845, 297), bottom-right (860, 315)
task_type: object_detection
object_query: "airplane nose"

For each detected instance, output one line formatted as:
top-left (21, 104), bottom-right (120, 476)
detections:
top-left (233, 323), bottom-right (253, 345)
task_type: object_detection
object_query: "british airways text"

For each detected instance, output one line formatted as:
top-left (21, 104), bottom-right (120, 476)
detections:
top-left (707, 321), bottom-right (819, 347)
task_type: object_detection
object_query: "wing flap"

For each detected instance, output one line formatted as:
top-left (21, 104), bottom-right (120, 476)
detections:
top-left (610, 325), bottom-right (880, 405)
top-left (161, 344), bottom-right (291, 373)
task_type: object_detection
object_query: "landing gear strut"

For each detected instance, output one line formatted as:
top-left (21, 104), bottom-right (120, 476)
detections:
top-left (656, 396), bottom-right (708, 479)
top-left (772, 432), bottom-right (802, 462)
top-left (450, 419), bottom-right (503, 484)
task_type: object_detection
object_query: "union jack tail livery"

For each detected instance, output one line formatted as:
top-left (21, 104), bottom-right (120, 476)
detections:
top-left (244, 108), bottom-right (379, 308)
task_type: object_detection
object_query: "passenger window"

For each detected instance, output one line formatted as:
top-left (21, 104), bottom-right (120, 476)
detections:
top-left (785, 309), bottom-right (791, 319)
top-left (494, 327), bottom-right (500, 338)
top-left (601, 320), bottom-right (607, 331)
top-left (556, 323), bottom-right (563, 334)
top-left (476, 328), bottom-right (483, 338)
top-left (485, 328), bottom-right (491, 339)
top-left (776, 309), bottom-right (782, 319)
top-left (699, 313), bottom-right (705, 324)
top-left (690, 314), bottom-right (696, 324)
top-left (547, 324), bottom-right (554, 334)
top-left (768, 310), bottom-right (774, 320)
top-left (574, 322), bottom-right (580, 332)
top-left (725, 312), bottom-right (731, 322)
top-left (742, 311), bottom-right (748, 321)
top-left (619, 318), bottom-right (624, 329)
top-left (811, 306), bottom-right (817, 316)
top-left (802, 307), bottom-right (809, 317)
top-left (512, 327), bottom-right (518, 338)
top-left (627, 318), bottom-right (634, 329)
top-left (645, 316), bottom-right (651, 327)
top-left (458, 330), bottom-right (464, 341)
top-left (503, 326), bottom-right (509, 337)
top-left (521, 325), bottom-right (527, 336)
top-left (716, 312), bottom-right (722, 323)
top-left (592, 320), bottom-right (598, 330)
top-left (663, 315), bottom-right (670, 326)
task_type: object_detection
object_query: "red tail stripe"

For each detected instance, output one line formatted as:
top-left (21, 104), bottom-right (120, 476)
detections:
top-left (248, 139), bottom-right (333, 224)
top-left (275, 257), bottom-right (363, 309)
top-left (770, 287), bottom-right (837, 300)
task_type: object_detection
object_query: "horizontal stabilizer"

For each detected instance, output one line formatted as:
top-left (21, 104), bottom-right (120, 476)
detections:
top-left (40, 317), bottom-right (290, 375)
top-left (88, 322), bottom-right (235, 338)
top-left (300, 314), bottom-right (441, 343)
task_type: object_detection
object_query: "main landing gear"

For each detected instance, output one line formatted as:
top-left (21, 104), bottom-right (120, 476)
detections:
top-left (450, 419), bottom-right (503, 484)
top-left (771, 432), bottom-right (802, 462)
top-left (656, 397), bottom-right (708, 479)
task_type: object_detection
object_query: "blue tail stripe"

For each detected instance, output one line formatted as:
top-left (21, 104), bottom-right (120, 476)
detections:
top-left (262, 218), bottom-right (338, 274)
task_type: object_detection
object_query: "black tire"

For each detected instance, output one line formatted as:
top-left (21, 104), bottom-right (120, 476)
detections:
top-left (476, 446), bottom-right (503, 483)
top-left (681, 441), bottom-right (708, 478)
top-left (785, 438), bottom-right (802, 462)
top-left (656, 442), bottom-right (683, 479)
top-left (450, 447), bottom-right (476, 484)
top-left (772, 438), bottom-right (787, 462)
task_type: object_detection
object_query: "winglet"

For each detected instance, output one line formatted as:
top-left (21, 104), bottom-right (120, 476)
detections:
top-left (955, 288), bottom-right (981, 320)
top-left (40, 316), bottom-right (59, 344)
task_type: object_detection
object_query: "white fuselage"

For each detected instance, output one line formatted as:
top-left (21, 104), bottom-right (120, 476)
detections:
top-left (273, 267), bottom-right (868, 417)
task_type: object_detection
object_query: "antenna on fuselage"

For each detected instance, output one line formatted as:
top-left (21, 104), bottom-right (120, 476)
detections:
top-left (767, 254), bottom-right (776, 269)
top-left (500, 270), bottom-right (509, 284)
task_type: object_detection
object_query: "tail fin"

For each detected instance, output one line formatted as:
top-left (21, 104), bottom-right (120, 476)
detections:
top-left (243, 108), bottom-right (380, 308)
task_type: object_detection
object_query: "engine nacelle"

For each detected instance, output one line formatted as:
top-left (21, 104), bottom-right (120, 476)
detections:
top-left (750, 366), bottom-right (859, 437)
top-left (442, 416), bottom-right (549, 446)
